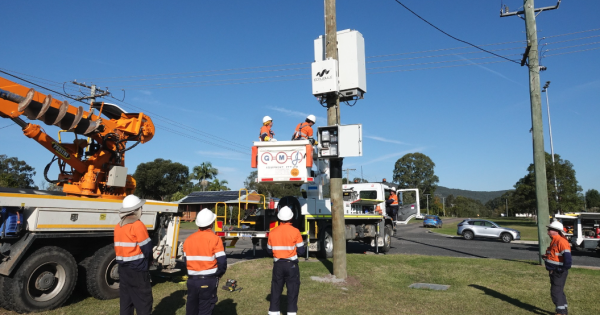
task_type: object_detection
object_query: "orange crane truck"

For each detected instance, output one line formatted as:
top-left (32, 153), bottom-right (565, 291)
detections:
top-left (0, 76), bottom-right (182, 313)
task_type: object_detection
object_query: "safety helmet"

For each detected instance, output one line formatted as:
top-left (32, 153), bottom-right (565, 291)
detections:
top-left (263, 116), bottom-right (273, 123)
top-left (120, 195), bottom-right (145, 213)
top-left (391, 187), bottom-right (396, 192)
top-left (196, 208), bottom-right (217, 227)
top-left (306, 114), bottom-right (316, 124)
top-left (278, 206), bottom-right (294, 221)
top-left (546, 220), bottom-right (565, 235)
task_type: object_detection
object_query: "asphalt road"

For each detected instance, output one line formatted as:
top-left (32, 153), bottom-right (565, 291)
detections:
top-left (179, 219), bottom-right (600, 267)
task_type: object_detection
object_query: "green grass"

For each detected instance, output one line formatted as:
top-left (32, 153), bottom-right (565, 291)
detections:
top-left (4, 255), bottom-right (599, 315)
top-left (179, 221), bottom-right (198, 230)
top-left (431, 217), bottom-right (540, 241)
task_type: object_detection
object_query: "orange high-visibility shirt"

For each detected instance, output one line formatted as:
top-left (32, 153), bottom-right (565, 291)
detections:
top-left (267, 222), bottom-right (304, 261)
top-left (389, 194), bottom-right (399, 205)
top-left (114, 220), bottom-right (151, 263)
top-left (544, 234), bottom-right (571, 267)
top-left (183, 229), bottom-right (226, 276)
top-left (294, 122), bottom-right (313, 139)
top-left (260, 125), bottom-right (274, 141)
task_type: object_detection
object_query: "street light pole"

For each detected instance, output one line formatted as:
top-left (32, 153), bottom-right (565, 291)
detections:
top-left (505, 198), bottom-right (508, 217)
top-left (543, 81), bottom-right (560, 214)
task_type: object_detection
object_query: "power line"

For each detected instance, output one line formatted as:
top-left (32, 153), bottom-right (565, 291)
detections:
top-left (0, 123), bottom-right (15, 130)
top-left (74, 28), bottom-right (599, 83)
top-left (545, 46), bottom-right (600, 57)
top-left (392, 0), bottom-right (520, 65)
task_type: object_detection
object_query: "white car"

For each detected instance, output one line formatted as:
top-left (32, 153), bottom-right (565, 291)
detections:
top-left (457, 219), bottom-right (521, 243)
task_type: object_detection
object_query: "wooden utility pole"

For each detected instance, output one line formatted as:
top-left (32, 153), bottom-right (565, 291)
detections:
top-left (325, 0), bottom-right (346, 279)
top-left (501, 0), bottom-right (561, 264)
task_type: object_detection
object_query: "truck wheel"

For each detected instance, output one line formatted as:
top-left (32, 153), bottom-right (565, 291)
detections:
top-left (0, 276), bottom-right (13, 311)
top-left (501, 233), bottom-right (513, 243)
top-left (382, 225), bottom-right (393, 253)
top-left (86, 244), bottom-right (120, 300)
top-left (4, 246), bottom-right (77, 313)
top-left (319, 228), bottom-right (333, 259)
top-left (462, 230), bottom-right (474, 240)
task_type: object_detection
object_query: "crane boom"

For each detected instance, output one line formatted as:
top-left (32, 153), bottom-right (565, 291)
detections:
top-left (0, 76), bottom-right (154, 199)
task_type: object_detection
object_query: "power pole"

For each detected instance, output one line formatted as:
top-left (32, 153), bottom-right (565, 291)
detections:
top-left (505, 198), bottom-right (508, 217)
top-left (325, 0), bottom-right (346, 279)
top-left (543, 81), bottom-right (560, 214)
top-left (343, 168), bottom-right (356, 183)
top-left (501, 0), bottom-right (561, 264)
top-left (424, 194), bottom-right (430, 215)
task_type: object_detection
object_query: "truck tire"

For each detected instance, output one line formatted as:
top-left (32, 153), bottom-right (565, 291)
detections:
top-left (86, 244), bottom-right (120, 300)
top-left (0, 275), bottom-right (13, 311)
top-left (382, 225), bottom-right (393, 253)
top-left (4, 246), bottom-right (77, 313)
top-left (319, 228), bottom-right (333, 259)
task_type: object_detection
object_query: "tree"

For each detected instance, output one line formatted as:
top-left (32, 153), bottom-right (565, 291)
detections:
top-left (585, 189), bottom-right (600, 211)
top-left (393, 153), bottom-right (439, 204)
top-left (0, 154), bottom-right (37, 189)
top-left (133, 159), bottom-right (189, 200)
top-left (244, 171), bottom-right (300, 198)
top-left (513, 152), bottom-right (582, 214)
top-left (190, 162), bottom-right (218, 191)
top-left (208, 179), bottom-right (230, 191)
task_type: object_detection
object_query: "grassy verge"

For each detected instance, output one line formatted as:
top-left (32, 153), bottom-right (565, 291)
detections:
top-left (179, 221), bottom-right (198, 230)
top-left (431, 217), bottom-right (540, 241)
top-left (3, 254), bottom-right (598, 315)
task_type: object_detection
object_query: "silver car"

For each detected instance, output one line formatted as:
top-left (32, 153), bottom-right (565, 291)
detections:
top-left (457, 219), bottom-right (521, 243)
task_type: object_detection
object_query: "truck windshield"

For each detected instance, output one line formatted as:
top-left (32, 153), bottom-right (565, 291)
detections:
top-left (359, 190), bottom-right (377, 200)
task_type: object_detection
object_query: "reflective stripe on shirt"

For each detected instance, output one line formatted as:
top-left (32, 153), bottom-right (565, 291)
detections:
top-left (274, 255), bottom-right (298, 262)
top-left (138, 237), bottom-right (151, 246)
top-left (188, 267), bottom-right (218, 275)
top-left (296, 242), bottom-right (304, 247)
top-left (116, 253), bottom-right (145, 261)
top-left (186, 255), bottom-right (216, 261)
top-left (545, 259), bottom-right (563, 266)
top-left (271, 245), bottom-right (296, 250)
top-left (115, 242), bottom-right (137, 247)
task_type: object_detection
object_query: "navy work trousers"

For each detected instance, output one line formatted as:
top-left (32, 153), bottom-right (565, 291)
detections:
top-left (269, 260), bottom-right (300, 314)
top-left (186, 277), bottom-right (219, 315)
top-left (119, 265), bottom-right (153, 315)
top-left (550, 270), bottom-right (568, 314)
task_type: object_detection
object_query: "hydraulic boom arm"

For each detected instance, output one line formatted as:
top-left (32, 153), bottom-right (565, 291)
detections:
top-left (0, 76), bottom-right (154, 199)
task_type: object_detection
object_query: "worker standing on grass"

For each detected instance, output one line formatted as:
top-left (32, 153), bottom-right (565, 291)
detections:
top-left (114, 195), bottom-right (153, 315)
top-left (267, 206), bottom-right (305, 315)
top-left (292, 114), bottom-right (317, 144)
top-left (183, 209), bottom-right (227, 315)
top-left (260, 116), bottom-right (276, 141)
top-left (542, 220), bottom-right (572, 315)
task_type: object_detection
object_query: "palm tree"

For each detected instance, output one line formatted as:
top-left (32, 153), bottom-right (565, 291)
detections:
top-left (208, 179), bottom-right (229, 191)
top-left (190, 162), bottom-right (218, 191)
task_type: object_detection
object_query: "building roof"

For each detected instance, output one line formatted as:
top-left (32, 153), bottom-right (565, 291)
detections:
top-left (178, 190), bottom-right (265, 205)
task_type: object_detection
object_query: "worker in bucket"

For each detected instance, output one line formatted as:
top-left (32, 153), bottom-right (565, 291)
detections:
top-left (260, 116), bottom-right (276, 141)
top-left (542, 220), bottom-right (572, 315)
top-left (183, 208), bottom-right (227, 315)
top-left (114, 195), bottom-right (153, 315)
top-left (267, 206), bottom-right (305, 315)
top-left (292, 114), bottom-right (317, 145)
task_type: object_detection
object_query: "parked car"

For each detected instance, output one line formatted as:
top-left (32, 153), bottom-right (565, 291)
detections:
top-left (423, 215), bottom-right (443, 228)
top-left (457, 219), bottom-right (520, 243)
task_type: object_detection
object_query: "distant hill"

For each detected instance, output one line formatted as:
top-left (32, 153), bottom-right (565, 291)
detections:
top-left (434, 186), bottom-right (511, 204)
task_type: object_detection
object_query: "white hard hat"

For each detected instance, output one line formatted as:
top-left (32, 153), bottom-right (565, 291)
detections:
top-left (391, 187), bottom-right (396, 192)
top-left (196, 208), bottom-right (217, 227)
top-left (546, 220), bottom-right (565, 235)
top-left (120, 195), bottom-right (145, 213)
top-left (278, 206), bottom-right (294, 221)
top-left (306, 115), bottom-right (316, 124)
top-left (263, 116), bottom-right (273, 123)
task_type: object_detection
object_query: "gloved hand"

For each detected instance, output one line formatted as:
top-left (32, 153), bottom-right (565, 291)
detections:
top-left (264, 136), bottom-right (270, 141)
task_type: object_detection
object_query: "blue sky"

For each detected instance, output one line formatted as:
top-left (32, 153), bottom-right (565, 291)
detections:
top-left (1, 0), bottom-right (598, 194)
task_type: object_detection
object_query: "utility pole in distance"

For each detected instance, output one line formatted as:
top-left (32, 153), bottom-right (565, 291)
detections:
top-left (501, 0), bottom-right (560, 264)
top-left (325, 0), bottom-right (346, 280)
top-left (343, 168), bottom-right (356, 183)
top-left (424, 194), bottom-right (430, 215)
